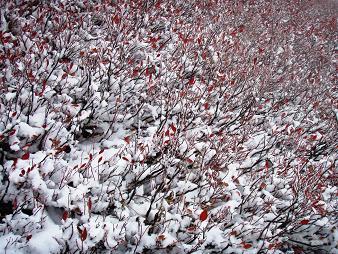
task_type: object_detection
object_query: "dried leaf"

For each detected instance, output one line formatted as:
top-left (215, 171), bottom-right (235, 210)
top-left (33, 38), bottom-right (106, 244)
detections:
top-left (157, 234), bottom-right (166, 241)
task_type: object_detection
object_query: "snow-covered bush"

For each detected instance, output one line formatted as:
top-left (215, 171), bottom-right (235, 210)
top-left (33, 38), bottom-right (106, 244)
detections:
top-left (0, 0), bottom-right (336, 253)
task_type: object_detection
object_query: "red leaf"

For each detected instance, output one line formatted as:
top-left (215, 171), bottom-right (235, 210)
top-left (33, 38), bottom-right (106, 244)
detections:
top-left (268, 243), bottom-right (275, 250)
top-left (80, 227), bottom-right (87, 241)
top-left (112, 15), bottom-right (120, 24)
top-left (230, 231), bottom-right (237, 236)
top-left (98, 156), bottom-right (103, 163)
top-left (203, 102), bottom-right (209, 110)
top-left (124, 136), bottom-right (131, 144)
top-left (149, 37), bottom-right (158, 43)
top-left (186, 225), bottom-right (196, 232)
top-left (202, 51), bottom-right (207, 60)
top-left (230, 30), bottom-right (237, 37)
top-left (165, 129), bottom-right (170, 137)
top-left (28, 71), bottom-right (35, 80)
top-left (99, 149), bottom-right (104, 154)
top-left (21, 153), bottom-right (30, 160)
top-left (132, 69), bottom-right (139, 77)
top-left (259, 182), bottom-right (267, 190)
top-left (12, 198), bottom-right (18, 210)
top-left (253, 57), bottom-right (257, 65)
top-left (179, 90), bottom-right (186, 97)
top-left (189, 76), bottom-right (195, 85)
top-left (155, 1), bottom-right (161, 8)
top-left (61, 73), bottom-right (68, 80)
top-left (127, 59), bottom-right (134, 65)
top-left (26, 235), bottom-right (32, 241)
top-left (9, 129), bottom-right (16, 136)
top-left (12, 112), bottom-right (17, 117)
top-left (296, 128), bottom-right (303, 134)
top-left (41, 79), bottom-right (47, 95)
top-left (300, 219), bottom-right (310, 225)
top-left (186, 158), bottom-right (194, 164)
top-left (89, 153), bottom-right (93, 160)
top-left (12, 158), bottom-right (18, 169)
top-left (122, 156), bottom-right (129, 162)
top-left (243, 243), bottom-right (252, 249)
top-left (309, 134), bottom-right (317, 141)
top-left (88, 197), bottom-right (92, 211)
top-left (238, 24), bottom-right (245, 32)
top-left (62, 211), bottom-right (68, 221)
top-left (170, 124), bottom-right (177, 133)
top-left (199, 210), bottom-right (208, 221)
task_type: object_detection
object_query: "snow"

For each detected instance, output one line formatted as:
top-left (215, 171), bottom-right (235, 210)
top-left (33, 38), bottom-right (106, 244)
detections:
top-left (0, 233), bottom-right (22, 254)
top-left (0, 1), bottom-right (336, 253)
top-left (18, 122), bottom-right (44, 138)
top-left (28, 215), bottom-right (62, 254)
top-left (204, 227), bottom-right (224, 246)
top-left (29, 112), bottom-right (46, 128)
